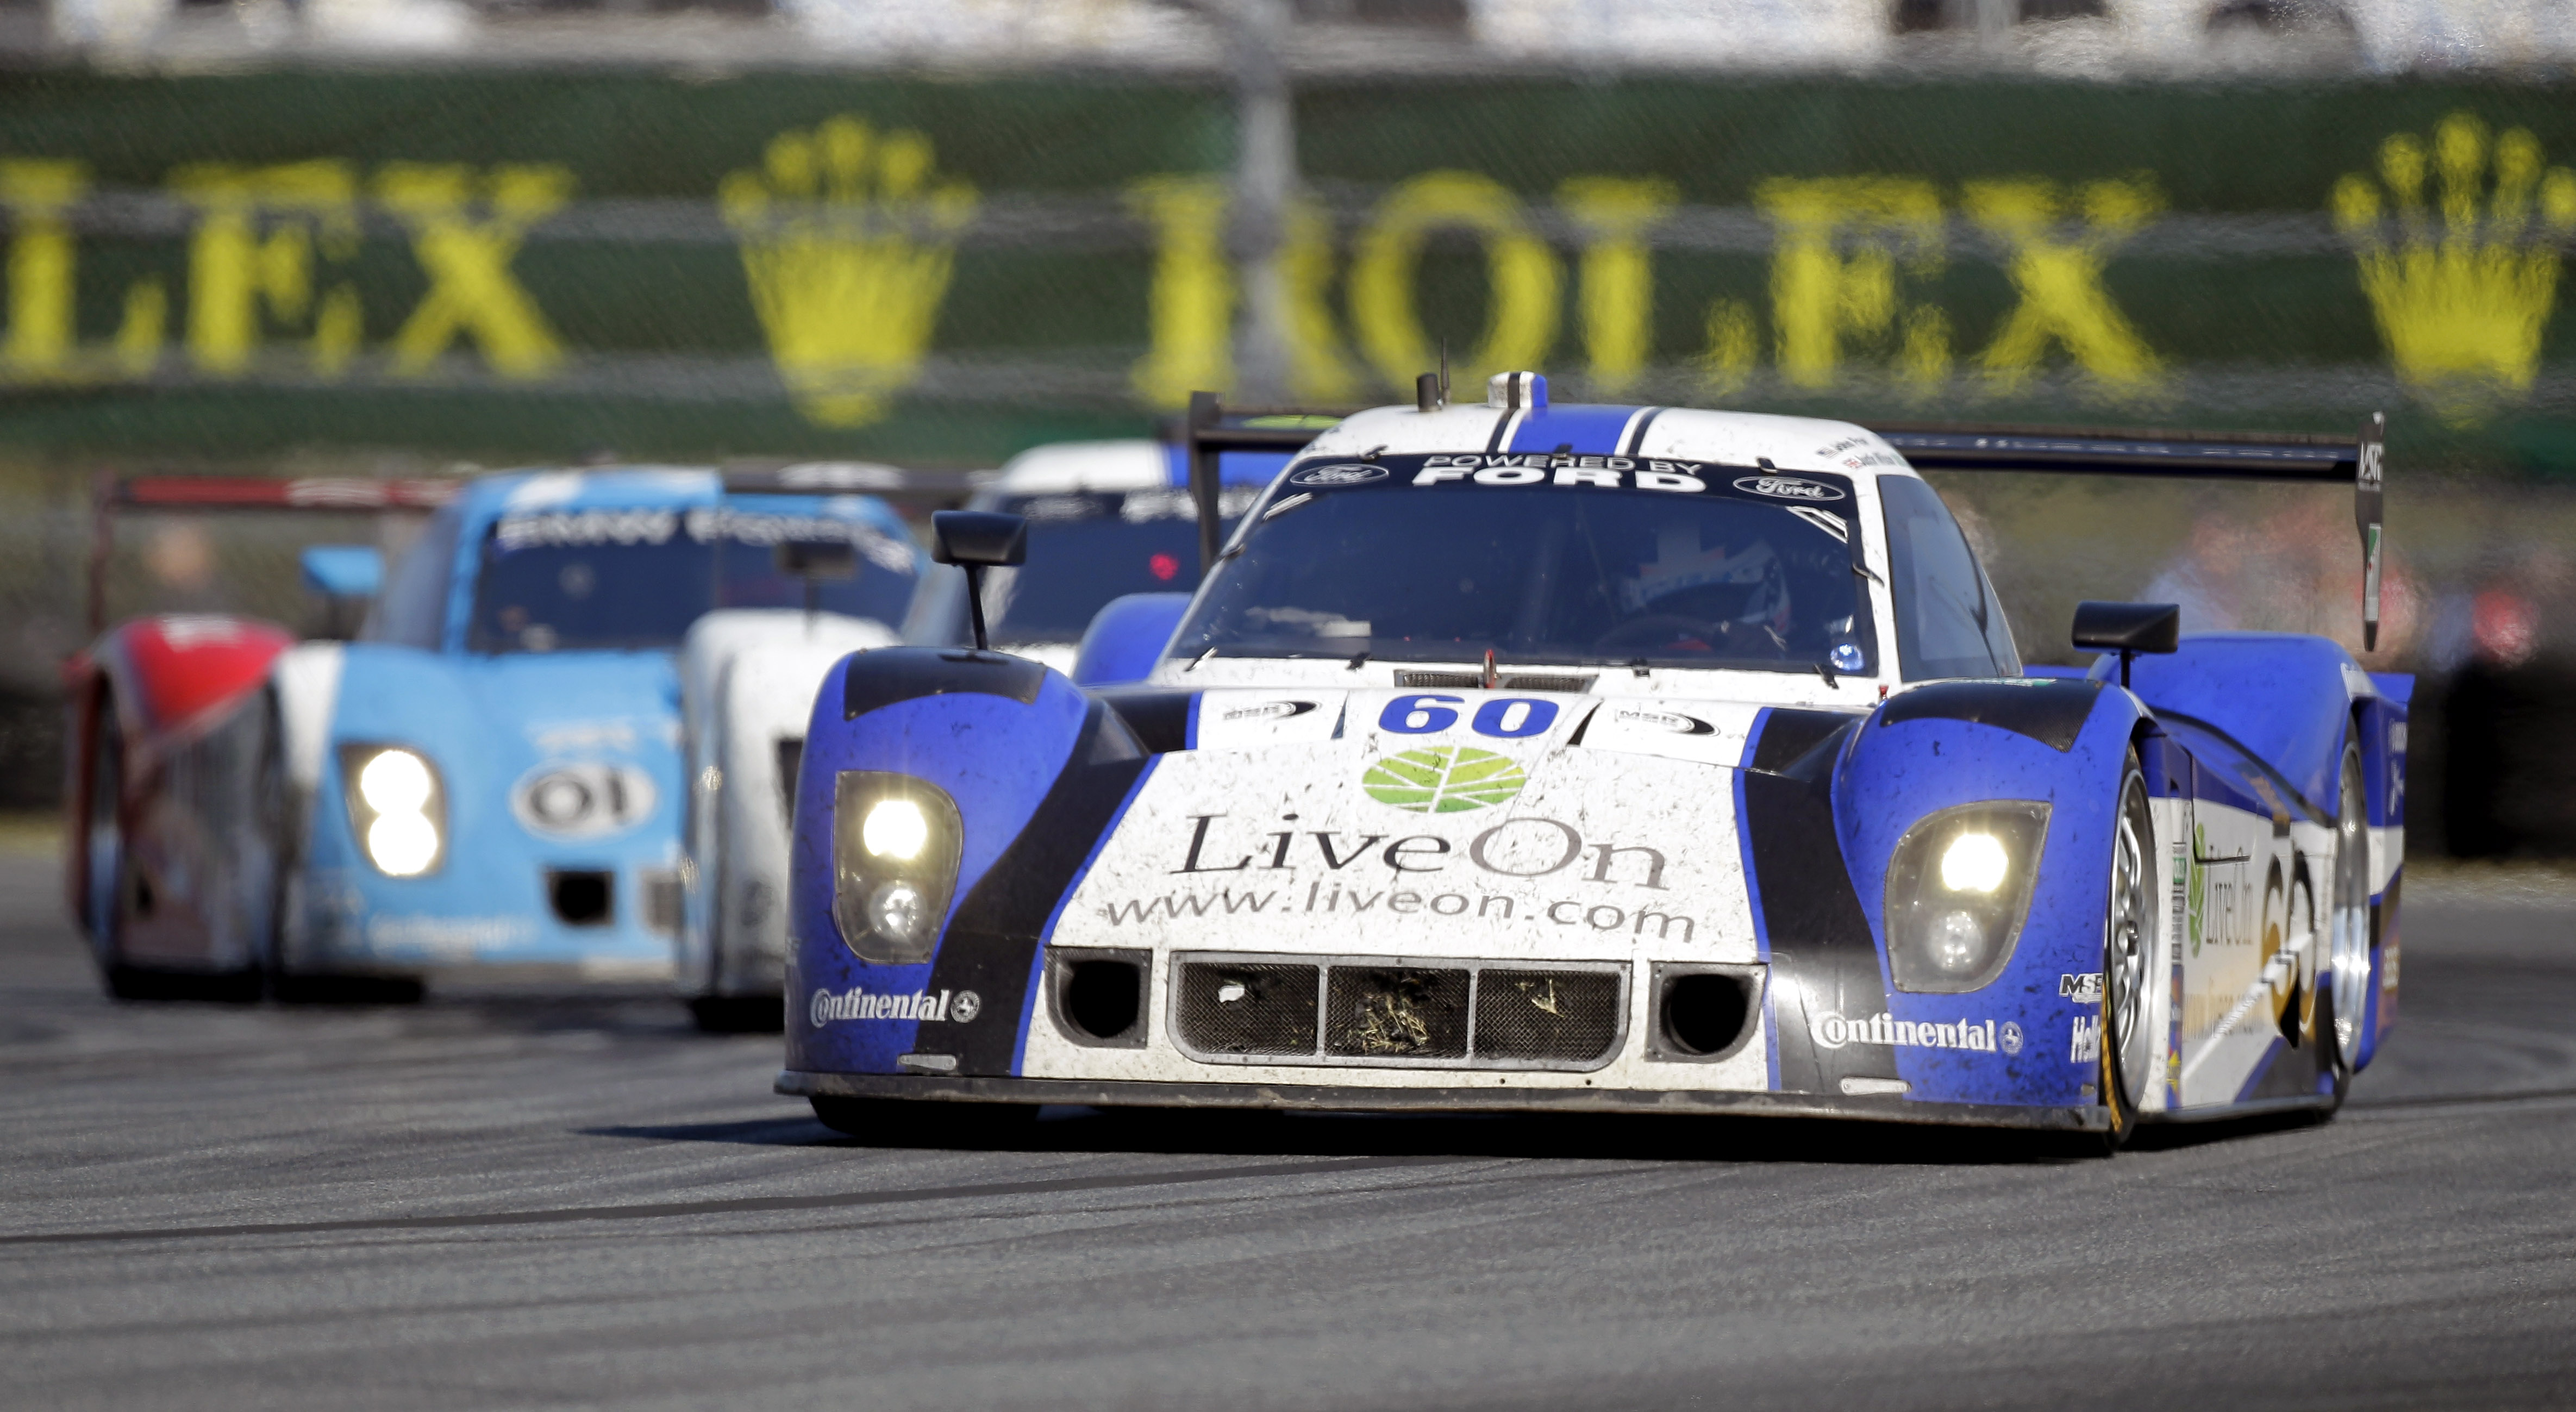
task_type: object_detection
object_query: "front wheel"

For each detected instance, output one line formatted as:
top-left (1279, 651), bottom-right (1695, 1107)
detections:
top-left (689, 994), bottom-right (784, 1034)
top-left (2100, 751), bottom-right (2158, 1149)
top-left (811, 1095), bottom-right (1039, 1146)
top-left (2321, 741), bottom-right (2371, 1107)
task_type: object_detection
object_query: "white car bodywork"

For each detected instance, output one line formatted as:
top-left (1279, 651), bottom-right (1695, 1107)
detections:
top-left (677, 609), bottom-right (897, 1015)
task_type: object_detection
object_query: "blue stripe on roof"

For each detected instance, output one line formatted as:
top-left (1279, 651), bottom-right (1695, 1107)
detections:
top-left (1504, 404), bottom-right (1646, 457)
top-left (1162, 447), bottom-right (1298, 488)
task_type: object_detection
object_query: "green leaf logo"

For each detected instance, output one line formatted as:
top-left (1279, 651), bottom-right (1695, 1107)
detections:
top-left (1361, 746), bottom-right (1528, 814)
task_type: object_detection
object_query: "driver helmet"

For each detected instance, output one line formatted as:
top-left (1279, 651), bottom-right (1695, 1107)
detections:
top-left (1622, 531), bottom-right (1792, 634)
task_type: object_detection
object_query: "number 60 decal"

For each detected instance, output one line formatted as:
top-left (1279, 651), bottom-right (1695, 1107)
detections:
top-left (1379, 694), bottom-right (1560, 739)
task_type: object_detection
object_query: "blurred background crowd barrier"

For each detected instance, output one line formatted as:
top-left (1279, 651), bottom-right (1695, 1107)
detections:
top-left (1, 0), bottom-right (2572, 856)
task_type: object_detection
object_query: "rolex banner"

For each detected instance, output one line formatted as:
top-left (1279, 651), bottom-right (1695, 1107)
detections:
top-left (2, 72), bottom-right (2573, 472)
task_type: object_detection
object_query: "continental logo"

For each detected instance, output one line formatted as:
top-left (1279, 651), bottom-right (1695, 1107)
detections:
top-left (1360, 746), bottom-right (1527, 814)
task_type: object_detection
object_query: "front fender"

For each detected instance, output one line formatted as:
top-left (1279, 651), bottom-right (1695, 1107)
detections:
top-left (787, 647), bottom-right (1152, 1078)
top-left (1822, 679), bottom-right (2148, 1108)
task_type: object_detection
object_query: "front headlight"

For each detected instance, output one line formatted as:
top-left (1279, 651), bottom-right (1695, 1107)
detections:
top-left (831, 773), bottom-right (962, 964)
top-left (1884, 801), bottom-right (2049, 993)
top-left (340, 745), bottom-right (446, 878)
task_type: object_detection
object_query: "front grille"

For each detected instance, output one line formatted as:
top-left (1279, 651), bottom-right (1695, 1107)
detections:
top-left (1174, 961), bottom-right (1319, 1055)
top-left (1326, 967), bottom-right (1468, 1058)
top-left (1473, 969), bottom-right (1622, 1063)
top-left (1393, 671), bottom-right (1596, 693)
top-left (1170, 953), bottom-right (1625, 1070)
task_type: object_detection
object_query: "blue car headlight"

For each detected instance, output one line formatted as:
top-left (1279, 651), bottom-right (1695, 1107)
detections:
top-left (339, 744), bottom-right (447, 878)
top-left (1883, 801), bottom-right (2049, 994)
top-left (831, 772), bottom-right (963, 965)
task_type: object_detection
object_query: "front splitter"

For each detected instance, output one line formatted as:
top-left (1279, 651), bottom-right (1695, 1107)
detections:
top-left (777, 1069), bottom-right (2108, 1132)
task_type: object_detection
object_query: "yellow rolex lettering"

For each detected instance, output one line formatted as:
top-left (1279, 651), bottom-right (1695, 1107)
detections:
top-left (1347, 171), bottom-right (1560, 391)
top-left (721, 118), bottom-right (974, 427)
top-left (172, 160), bottom-right (359, 377)
top-left (1558, 177), bottom-right (1675, 396)
top-left (1280, 199), bottom-right (1361, 403)
top-left (1752, 176), bottom-right (1943, 390)
top-left (1698, 297), bottom-right (1756, 395)
top-left (378, 163), bottom-right (573, 379)
top-left (2332, 112), bottom-right (2576, 418)
top-left (2, 160), bottom-right (85, 378)
top-left (1127, 176), bottom-right (1233, 411)
top-left (1964, 176), bottom-right (2162, 392)
top-left (115, 278), bottom-right (165, 377)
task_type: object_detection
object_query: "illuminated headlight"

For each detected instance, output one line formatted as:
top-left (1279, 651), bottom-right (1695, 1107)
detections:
top-left (832, 773), bottom-right (961, 964)
top-left (340, 745), bottom-right (446, 878)
top-left (1884, 801), bottom-right (2048, 994)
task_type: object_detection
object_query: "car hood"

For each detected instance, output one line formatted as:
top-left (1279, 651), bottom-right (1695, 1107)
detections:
top-left (1048, 689), bottom-right (1786, 965)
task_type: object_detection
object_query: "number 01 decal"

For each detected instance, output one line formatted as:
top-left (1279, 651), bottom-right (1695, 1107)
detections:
top-left (1379, 694), bottom-right (1560, 739)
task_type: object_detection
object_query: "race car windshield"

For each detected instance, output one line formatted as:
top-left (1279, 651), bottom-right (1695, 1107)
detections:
top-left (955, 488), bottom-right (1254, 645)
top-left (467, 505), bottom-right (918, 653)
top-left (1173, 455), bottom-right (1875, 674)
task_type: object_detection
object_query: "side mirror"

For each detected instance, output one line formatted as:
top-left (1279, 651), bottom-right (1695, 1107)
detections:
top-left (1072, 593), bottom-right (1193, 687)
top-left (931, 510), bottom-right (1028, 652)
top-left (301, 545), bottom-right (383, 599)
top-left (2071, 601), bottom-right (2179, 688)
top-left (930, 510), bottom-right (1027, 569)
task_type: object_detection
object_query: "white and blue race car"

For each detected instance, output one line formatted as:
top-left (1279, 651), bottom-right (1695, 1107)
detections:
top-left (67, 467), bottom-right (923, 1000)
top-left (777, 376), bottom-right (2404, 1146)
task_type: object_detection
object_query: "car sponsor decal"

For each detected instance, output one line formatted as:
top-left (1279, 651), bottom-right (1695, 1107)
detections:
top-left (1579, 702), bottom-right (1761, 770)
top-left (512, 760), bottom-right (659, 839)
top-left (1731, 474), bottom-right (1847, 502)
top-left (362, 913), bottom-right (535, 960)
top-left (1360, 747), bottom-right (1528, 814)
top-left (2070, 1013), bottom-right (2103, 1064)
top-left (1286, 463), bottom-right (1390, 487)
top-left (1189, 690), bottom-right (1346, 751)
top-left (1048, 729), bottom-right (1753, 965)
top-left (2060, 971), bottom-right (2105, 1004)
top-left (1272, 453), bottom-right (1860, 505)
top-left (492, 504), bottom-right (911, 571)
top-left (1809, 1011), bottom-right (2015, 1054)
top-left (810, 985), bottom-right (979, 1025)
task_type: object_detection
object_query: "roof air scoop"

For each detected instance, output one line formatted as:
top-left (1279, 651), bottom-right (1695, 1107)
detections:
top-left (1486, 372), bottom-right (1547, 411)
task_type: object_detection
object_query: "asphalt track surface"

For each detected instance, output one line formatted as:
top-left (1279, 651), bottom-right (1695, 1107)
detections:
top-left (2, 852), bottom-right (2571, 1411)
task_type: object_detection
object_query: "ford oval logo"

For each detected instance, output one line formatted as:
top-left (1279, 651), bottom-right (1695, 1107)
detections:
top-left (512, 761), bottom-right (659, 839)
top-left (1733, 474), bottom-right (1845, 501)
top-left (1286, 463), bottom-right (1389, 487)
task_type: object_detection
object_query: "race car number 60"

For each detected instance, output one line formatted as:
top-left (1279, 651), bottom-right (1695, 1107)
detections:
top-left (1380, 694), bottom-right (1560, 739)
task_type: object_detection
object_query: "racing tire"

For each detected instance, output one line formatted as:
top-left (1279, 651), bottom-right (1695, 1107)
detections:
top-left (689, 994), bottom-right (785, 1034)
top-left (2099, 750), bottom-right (2157, 1151)
top-left (810, 1096), bottom-right (1040, 1146)
top-left (2317, 741), bottom-right (2371, 1115)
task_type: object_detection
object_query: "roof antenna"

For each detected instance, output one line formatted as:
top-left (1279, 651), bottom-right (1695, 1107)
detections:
top-left (1439, 341), bottom-right (1450, 405)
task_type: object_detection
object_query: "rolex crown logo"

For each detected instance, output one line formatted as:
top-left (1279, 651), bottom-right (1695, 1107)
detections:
top-left (2332, 111), bottom-right (2576, 417)
top-left (721, 116), bottom-right (977, 428)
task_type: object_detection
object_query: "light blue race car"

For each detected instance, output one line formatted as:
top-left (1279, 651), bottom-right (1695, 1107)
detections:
top-left (70, 465), bottom-right (924, 1001)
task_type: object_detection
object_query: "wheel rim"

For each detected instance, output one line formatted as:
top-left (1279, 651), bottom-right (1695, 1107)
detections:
top-left (2329, 749), bottom-right (2372, 1068)
top-left (2106, 771), bottom-right (2153, 1110)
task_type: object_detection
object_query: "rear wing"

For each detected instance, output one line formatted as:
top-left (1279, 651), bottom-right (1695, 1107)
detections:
top-left (1173, 391), bottom-right (1349, 576)
top-left (1873, 414), bottom-right (2387, 651)
top-left (88, 463), bottom-right (980, 639)
top-left (86, 474), bottom-right (465, 639)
